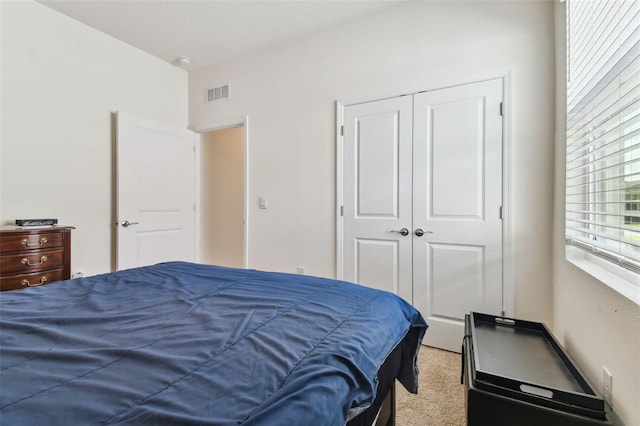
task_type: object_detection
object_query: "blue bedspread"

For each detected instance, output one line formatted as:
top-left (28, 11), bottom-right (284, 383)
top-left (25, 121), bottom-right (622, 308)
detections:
top-left (0, 262), bottom-right (427, 425)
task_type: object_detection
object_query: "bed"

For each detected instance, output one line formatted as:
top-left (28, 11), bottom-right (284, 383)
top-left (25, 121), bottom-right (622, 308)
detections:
top-left (0, 261), bottom-right (427, 425)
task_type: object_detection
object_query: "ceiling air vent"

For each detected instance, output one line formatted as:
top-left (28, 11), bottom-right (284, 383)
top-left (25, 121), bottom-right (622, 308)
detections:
top-left (206, 84), bottom-right (230, 103)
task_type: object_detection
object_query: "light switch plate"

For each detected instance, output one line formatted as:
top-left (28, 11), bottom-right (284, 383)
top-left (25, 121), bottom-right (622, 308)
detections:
top-left (259, 196), bottom-right (267, 209)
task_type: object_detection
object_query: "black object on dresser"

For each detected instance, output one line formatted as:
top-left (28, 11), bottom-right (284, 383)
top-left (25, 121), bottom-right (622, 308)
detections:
top-left (462, 312), bottom-right (622, 426)
top-left (15, 218), bottom-right (58, 226)
top-left (0, 226), bottom-right (74, 291)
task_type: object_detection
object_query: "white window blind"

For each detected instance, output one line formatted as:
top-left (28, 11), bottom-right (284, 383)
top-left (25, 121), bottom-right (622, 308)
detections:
top-left (565, 0), bottom-right (640, 275)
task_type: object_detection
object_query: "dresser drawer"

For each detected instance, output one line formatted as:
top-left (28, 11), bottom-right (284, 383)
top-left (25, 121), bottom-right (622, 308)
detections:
top-left (0, 269), bottom-right (64, 291)
top-left (0, 232), bottom-right (63, 254)
top-left (0, 250), bottom-right (64, 274)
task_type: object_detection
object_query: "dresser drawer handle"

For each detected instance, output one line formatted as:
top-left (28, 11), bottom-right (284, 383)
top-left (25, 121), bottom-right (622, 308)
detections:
top-left (21, 256), bottom-right (48, 266)
top-left (21, 276), bottom-right (48, 287)
top-left (21, 237), bottom-right (48, 247)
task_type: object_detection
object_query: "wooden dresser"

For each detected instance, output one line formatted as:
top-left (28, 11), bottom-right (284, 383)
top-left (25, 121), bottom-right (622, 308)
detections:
top-left (0, 226), bottom-right (74, 291)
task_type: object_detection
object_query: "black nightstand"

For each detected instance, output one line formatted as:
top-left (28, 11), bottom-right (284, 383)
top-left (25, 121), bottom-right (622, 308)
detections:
top-left (462, 312), bottom-right (621, 426)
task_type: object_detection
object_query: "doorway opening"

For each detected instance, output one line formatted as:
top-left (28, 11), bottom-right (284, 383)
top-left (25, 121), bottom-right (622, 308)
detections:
top-left (197, 122), bottom-right (248, 268)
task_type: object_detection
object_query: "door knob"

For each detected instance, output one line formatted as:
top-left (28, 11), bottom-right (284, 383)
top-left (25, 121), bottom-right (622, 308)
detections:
top-left (390, 228), bottom-right (410, 236)
top-left (121, 220), bottom-right (140, 227)
top-left (414, 228), bottom-right (433, 237)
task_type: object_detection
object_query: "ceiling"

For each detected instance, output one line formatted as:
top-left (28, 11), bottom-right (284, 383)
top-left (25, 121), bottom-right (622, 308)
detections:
top-left (37, 0), bottom-right (404, 71)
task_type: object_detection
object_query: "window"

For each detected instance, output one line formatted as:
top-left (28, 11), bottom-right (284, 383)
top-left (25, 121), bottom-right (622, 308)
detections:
top-left (565, 0), bottom-right (640, 299)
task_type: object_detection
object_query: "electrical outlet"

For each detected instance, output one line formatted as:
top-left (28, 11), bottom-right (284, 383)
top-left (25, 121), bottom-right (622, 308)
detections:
top-left (602, 366), bottom-right (612, 406)
top-left (296, 267), bottom-right (305, 275)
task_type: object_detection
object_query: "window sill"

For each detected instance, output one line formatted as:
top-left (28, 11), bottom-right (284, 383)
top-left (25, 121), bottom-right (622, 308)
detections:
top-left (566, 245), bottom-right (640, 305)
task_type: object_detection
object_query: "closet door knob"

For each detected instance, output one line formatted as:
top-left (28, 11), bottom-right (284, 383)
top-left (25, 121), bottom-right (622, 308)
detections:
top-left (414, 229), bottom-right (433, 237)
top-left (390, 228), bottom-right (410, 236)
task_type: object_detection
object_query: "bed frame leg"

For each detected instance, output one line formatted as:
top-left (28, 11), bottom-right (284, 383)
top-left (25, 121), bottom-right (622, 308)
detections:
top-left (388, 383), bottom-right (396, 426)
top-left (374, 384), bottom-right (396, 426)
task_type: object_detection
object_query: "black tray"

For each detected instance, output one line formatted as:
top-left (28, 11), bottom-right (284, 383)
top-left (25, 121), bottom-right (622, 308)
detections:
top-left (467, 312), bottom-right (605, 419)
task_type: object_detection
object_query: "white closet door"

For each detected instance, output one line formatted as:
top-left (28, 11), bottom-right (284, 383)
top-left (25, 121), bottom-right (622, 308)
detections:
top-left (413, 79), bottom-right (504, 351)
top-left (342, 96), bottom-right (414, 302)
top-left (340, 79), bottom-right (504, 353)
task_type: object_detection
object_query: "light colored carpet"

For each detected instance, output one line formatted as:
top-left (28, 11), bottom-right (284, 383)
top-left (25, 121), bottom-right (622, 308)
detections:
top-left (396, 346), bottom-right (465, 426)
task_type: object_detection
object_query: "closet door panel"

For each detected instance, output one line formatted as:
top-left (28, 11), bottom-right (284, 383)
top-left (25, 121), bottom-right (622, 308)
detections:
top-left (429, 97), bottom-right (484, 218)
top-left (342, 96), bottom-right (413, 302)
top-left (413, 79), bottom-right (504, 352)
top-left (354, 238), bottom-right (401, 295)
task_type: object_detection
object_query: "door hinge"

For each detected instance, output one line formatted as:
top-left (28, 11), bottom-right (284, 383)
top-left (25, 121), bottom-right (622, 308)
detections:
top-left (340, 206), bottom-right (344, 216)
top-left (499, 206), bottom-right (503, 219)
top-left (501, 310), bottom-right (506, 317)
top-left (340, 125), bottom-right (344, 136)
top-left (500, 102), bottom-right (504, 116)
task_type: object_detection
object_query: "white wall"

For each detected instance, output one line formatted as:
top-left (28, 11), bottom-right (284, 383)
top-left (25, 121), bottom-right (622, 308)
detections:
top-left (190, 1), bottom-right (556, 323)
top-left (552, 3), bottom-right (640, 425)
top-left (0, 1), bottom-right (188, 276)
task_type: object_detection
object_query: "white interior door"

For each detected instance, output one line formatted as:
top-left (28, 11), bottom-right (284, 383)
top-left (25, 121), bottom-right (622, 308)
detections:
top-left (342, 96), bottom-right (413, 302)
top-left (341, 79), bottom-right (504, 352)
top-left (116, 112), bottom-right (195, 271)
top-left (413, 79), bottom-right (504, 351)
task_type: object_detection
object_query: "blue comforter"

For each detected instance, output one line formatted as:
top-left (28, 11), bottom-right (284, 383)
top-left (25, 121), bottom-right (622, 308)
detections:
top-left (0, 262), bottom-right (427, 425)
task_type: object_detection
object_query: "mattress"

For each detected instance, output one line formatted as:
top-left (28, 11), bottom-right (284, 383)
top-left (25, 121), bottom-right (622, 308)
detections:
top-left (0, 261), bottom-right (427, 425)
